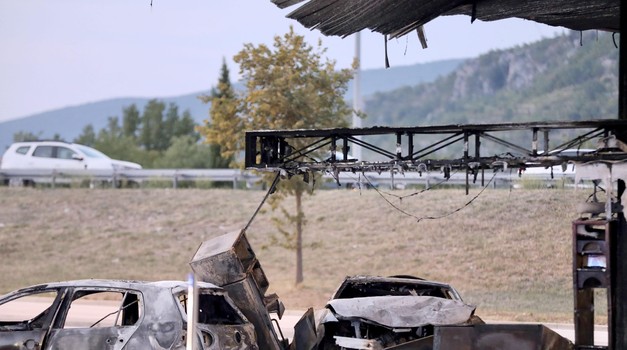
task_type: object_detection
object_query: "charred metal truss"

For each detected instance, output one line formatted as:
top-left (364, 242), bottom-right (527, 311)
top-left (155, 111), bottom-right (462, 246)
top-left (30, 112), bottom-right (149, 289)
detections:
top-left (245, 119), bottom-right (627, 185)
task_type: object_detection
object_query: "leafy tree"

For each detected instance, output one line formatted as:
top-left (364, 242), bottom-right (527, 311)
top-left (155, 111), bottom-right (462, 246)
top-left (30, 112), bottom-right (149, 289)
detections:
top-left (103, 116), bottom-right (122, 139)
top-left (68, 99), bottom-right (221, 169)
top-left (163, 103), bottom-right (180, 147)
top-left (199, 28), bottom-right (355, 284)
top-left (94, 135), bottom-right (153, 167)
top-left (90, 116), bottom-right (150, 166)
top-left (122, 104), bottom-right (141, 139)
top-left (176, 110), bottom-right (198, 141)
top-left (197, 57), bottom-right (237, 167)
top-left (140, 99), bottom-right (166, 151)
top-left (74, 124), bottom-right (96, 146)
top-left (13, 131), bottom-right (41, 142)
top-left (153, 135), bottom-right (229, 169)
top-left (207, 57), bottom-right (234, 100)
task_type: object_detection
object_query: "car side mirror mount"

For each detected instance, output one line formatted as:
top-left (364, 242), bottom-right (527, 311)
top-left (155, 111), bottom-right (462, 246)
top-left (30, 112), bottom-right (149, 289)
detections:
top-left (72, 154), bottom-right (83, 161)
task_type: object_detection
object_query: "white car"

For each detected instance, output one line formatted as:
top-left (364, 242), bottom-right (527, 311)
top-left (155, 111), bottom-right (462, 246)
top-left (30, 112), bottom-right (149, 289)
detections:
top-left (0, 141), bottom-right (141, 186)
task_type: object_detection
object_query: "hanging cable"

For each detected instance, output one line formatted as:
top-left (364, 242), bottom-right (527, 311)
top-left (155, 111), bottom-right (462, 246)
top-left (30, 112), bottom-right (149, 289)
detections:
top-left (415, 171), bottom-right (497, 222)
top-left (360, 169), bottom-right (461, 201)
top-left (361, 170), bottom-right (498, 222)
top-left (361, 174), bottom-right (422, 220)
top-left (243, 172), bottom-right (281, 232)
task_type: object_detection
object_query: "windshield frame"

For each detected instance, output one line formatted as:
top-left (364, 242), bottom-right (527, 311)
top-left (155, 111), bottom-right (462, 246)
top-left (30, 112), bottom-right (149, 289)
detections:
top-left (73, 144), bottom-right (110, 159)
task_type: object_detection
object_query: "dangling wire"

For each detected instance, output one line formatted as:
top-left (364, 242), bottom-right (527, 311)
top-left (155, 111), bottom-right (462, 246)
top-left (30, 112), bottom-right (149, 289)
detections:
top-left (613, 32), bottom-right (619, 49)
top-left (243, 172), bottom-right (281, 232)
top-left (404, 35), bottom-right (409, 56)
top-left (415, 171), bottom-right (497, 222)
top-left (361, 170), bottom-right (498, 222)
top-left (361, 174), bottom-right (422, 220)
top-left (363, 169), bottom-right (461, 201)
top-left (580, 31), bottom-right (583, 46)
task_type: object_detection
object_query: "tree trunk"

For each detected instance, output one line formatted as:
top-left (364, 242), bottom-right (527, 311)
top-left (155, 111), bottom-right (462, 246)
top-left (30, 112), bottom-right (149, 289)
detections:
top-left (295, 189), bottom-right (304, 285)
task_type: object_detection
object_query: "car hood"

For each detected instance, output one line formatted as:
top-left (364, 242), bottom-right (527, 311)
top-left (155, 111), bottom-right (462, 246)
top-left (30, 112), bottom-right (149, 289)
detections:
top-left (326, 296), bottom-right (475, 328)
top-left (111, 159), bottom-right (142, 170)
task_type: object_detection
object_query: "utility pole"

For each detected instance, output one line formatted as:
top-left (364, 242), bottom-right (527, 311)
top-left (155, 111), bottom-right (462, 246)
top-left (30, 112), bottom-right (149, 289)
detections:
top-left (352, 31), bottom-right (362, 160)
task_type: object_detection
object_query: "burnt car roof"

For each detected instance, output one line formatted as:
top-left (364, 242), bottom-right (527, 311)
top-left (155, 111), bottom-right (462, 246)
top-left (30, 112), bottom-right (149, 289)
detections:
top-left (331, 275), bottom-right (463, 301)
top-left (347, 275), bottom-right (448, 283)
top-left (339, 275), bottom-right (457, 289)
top-left (1, 279), bottom-right (222, 299)
top-left (0, 278), bottom-right (256, 349)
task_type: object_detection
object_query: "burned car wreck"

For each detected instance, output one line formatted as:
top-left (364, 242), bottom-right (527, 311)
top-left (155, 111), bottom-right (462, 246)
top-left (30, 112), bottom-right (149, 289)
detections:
top-left (0, 279), bottom-right (256, 350)
top-left (1, 231), bottom-right (573, 349)
top-left (188, 231), bottom-right (483, 350)
top-left (0, 232), bottom-right (486, 350)
top-left (315, 275), bottom-right (482, 349)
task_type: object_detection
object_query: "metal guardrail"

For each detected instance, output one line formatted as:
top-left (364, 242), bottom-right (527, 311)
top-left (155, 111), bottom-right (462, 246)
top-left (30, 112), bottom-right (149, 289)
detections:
top-left (0, 167), bottom-right (579, 189)
top-left (0, 168), bottom-right (258, 189)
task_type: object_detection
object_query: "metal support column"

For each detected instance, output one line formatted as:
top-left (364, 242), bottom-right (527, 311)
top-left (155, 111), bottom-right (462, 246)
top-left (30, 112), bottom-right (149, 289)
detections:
top-left (619, 2), bottom-right (626, 120)
top-left (611, 212), bottom-right (627, 349)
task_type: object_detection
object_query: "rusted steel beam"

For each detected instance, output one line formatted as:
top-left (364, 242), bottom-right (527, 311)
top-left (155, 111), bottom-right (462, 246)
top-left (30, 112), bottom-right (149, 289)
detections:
top-left (245, 120), bottom-right (627, 176)
top-left (245, 120), bottom-right (627, 139)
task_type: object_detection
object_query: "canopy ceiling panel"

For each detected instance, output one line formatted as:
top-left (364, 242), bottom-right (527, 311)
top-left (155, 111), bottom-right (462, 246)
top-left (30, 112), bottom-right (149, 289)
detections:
top-left (271, 0), bottom-right (620, 38)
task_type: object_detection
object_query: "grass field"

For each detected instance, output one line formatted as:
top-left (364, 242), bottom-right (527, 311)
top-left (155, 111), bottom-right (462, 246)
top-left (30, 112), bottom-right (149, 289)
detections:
top-left (0, 185), bottom-right (605, 323)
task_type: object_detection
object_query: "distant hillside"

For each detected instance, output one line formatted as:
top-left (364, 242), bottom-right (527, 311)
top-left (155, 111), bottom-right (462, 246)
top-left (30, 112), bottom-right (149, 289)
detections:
top-left (2, 32), bottom-right (619, 158)
top-left (359, 31), bottom-right (618, 158)
top-left (364, 31), bottom-right (618, 127)
top-left (0, 94), bottom-right (211, 154)
top-left (0, 59), bottom-right (464, 152)
top-left (346, 58), bottom-right (464, 96)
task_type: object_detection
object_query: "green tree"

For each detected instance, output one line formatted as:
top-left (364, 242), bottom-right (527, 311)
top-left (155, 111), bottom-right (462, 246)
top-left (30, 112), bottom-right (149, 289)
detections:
top-left (122, 104), bottom-right (141, 139)
top-left (176, 110), bottom-right (198, 141)
top-left (197, 57), bottom-right (238, 167)
top-left (103, 116), bottom-right (122, 138)
top-left (153, 135), bottom-right (230, 169)
top-left (13, 131), bottom-right (41, 142)
top-left (199, 28), bottom-right (355, 284)
top-left (206, 57), bottom-right (234, 100)
top-left (163, 103), bottom-right (180, 148)
top-left (94, 135), bottom-right (152, 167)
top-left (74, 124), bottom-right (96, 146)
top-left (140, 99), bottom-right (166, 151)
top-left (92, 116), bottom-right (149, 165)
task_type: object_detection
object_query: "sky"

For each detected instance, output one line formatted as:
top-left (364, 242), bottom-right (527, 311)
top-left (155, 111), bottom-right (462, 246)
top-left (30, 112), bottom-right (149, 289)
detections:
top-left (0, 0), bottom-right (566, 123)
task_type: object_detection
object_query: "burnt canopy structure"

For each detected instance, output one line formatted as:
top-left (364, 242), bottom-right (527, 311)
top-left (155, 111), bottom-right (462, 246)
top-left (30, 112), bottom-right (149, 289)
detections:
top-left (263, 1), bottom-right (627, 349)
top-left (270, 0), bottom-right (626, 124)
top-left (271, 0), bottom-right (620, 38)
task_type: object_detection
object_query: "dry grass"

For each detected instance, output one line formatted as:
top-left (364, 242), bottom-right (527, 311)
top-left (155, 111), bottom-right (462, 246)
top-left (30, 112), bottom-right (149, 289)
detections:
top-left (0, 185), bottom-right (599, 322)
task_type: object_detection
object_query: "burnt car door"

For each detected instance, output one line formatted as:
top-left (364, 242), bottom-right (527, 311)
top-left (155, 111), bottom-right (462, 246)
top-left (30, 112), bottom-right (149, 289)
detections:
top-left (0, 289), bottom-right (64, 350)
top-left (45, 288), bottom-right (143, 349)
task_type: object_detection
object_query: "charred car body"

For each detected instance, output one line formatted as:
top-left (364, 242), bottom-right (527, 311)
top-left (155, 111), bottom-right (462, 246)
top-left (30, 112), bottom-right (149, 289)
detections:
top-left (315, 275), bottom-right (480, 349)
top-left (0, 232), bottom-right (483, 350)
top-left (0, 279), bottom-right (256, 350)
top-left (0, 231), bottom-right (573, 349)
